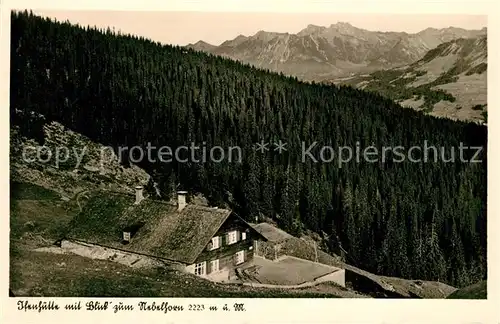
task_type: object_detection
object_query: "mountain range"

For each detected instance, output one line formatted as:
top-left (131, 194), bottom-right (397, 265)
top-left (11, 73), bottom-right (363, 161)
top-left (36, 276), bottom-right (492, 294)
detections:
top-left (186, 22), bottom-right (486, 81)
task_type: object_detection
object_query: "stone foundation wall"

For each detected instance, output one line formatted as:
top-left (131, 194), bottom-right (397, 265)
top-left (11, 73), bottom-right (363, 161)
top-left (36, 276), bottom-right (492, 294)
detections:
top-left (242, 268), bottom-right (346, 289)
top-left (60, 239), bottom-right (182, 270)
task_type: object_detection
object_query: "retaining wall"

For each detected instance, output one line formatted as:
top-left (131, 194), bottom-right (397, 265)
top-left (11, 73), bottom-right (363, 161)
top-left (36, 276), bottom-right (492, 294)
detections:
top-left (242, 269), bottom-right (346, 289)
top-left (60, 239), bottom-right (174, 269)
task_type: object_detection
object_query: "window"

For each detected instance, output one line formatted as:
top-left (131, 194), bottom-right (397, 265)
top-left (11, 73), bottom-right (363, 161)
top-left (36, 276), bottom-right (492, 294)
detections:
top-left (194, 262), bottom-right (206, 276)
top-left (122, 232), bottom-right (131, 242)
top-left (210, 236), bottom-right (220, 250)
top-left (241, 232), bottom-right (247, 240)
top-left (227, 230), bottom-right (238, 245)
top-left (210, 259), bottom-right (219, 272)
top-left (235, 250), bottom-right (245, 265)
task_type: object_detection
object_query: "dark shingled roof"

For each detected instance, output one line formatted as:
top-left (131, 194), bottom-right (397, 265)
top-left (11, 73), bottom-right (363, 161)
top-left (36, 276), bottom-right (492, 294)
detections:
top-left (251, 222), bottom-right (293, 243)
top-left (66, 191), bottom-right (232, 264)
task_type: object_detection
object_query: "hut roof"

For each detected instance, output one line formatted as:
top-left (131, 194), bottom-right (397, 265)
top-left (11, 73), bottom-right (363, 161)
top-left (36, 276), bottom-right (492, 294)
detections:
top-left (251, 222), bottom-right (293, 243)
top-left (67, 191), bottom-right (232, 264)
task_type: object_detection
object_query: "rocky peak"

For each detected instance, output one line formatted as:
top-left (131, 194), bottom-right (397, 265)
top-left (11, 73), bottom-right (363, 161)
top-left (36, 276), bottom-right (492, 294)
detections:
top-left (297, 24), bottom-right (327, 36)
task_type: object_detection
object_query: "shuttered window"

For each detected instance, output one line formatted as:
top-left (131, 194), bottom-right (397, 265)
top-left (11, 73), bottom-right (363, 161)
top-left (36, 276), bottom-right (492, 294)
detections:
top-left (210, 259), bottom-right (219, 272)
top-left (227, 230), bottom-right (238, 244)
top-left (208, 236), bottom-right (220, 250)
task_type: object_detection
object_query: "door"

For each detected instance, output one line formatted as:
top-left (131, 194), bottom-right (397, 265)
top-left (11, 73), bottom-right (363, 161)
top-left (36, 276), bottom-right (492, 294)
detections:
top-left (235, 250), bottom-right (245, 265)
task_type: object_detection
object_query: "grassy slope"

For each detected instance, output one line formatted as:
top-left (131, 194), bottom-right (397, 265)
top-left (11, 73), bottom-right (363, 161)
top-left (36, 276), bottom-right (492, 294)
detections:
top-left (336, 67), bottom-right (457, 113)
top-left (10, 182), bottom-right (74, 243)
top-left (332, 37), bottom-right (487, 123)
top-left (11, 249), bottom-right (343, 297)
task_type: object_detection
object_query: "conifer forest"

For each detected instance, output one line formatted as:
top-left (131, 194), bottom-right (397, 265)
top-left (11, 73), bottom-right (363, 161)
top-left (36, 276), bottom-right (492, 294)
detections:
top-left (10, 11), bottom-right (487, 287)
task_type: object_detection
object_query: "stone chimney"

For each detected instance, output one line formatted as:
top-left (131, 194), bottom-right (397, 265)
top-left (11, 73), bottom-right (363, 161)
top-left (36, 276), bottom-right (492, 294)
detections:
top-left (135, 185), bottom-right (144, 205)
top-left (177, 191), bottom-right (187, 211)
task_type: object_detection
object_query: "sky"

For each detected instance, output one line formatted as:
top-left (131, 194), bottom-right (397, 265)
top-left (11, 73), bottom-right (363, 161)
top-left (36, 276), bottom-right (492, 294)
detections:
top-left (31, 10), bottom-right (487, 46)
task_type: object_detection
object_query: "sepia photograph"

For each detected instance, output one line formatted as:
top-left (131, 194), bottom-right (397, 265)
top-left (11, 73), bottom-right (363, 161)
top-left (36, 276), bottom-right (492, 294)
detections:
top-left (7, 5), bottom-right (489, 304)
